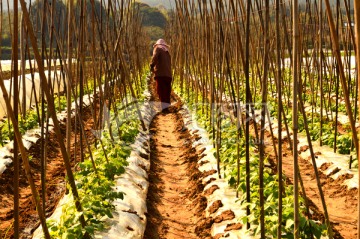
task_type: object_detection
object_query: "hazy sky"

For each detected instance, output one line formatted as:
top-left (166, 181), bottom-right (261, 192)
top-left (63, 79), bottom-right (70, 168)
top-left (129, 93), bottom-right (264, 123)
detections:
top-left (1, 0), bottom-right (30, 10)
top-left (2, 0), bottom-right (14, 9)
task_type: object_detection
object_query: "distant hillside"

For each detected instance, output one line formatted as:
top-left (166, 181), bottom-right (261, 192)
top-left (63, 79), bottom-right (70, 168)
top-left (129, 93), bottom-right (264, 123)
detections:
top-left (132, 2), bottom-right (168, 43)
top-left (137, 0), bottom-right (174, 9)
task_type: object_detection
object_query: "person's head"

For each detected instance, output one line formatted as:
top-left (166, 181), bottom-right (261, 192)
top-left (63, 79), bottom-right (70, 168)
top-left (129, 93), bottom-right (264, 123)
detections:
top-left (153, 39), bottom-right (169, 48)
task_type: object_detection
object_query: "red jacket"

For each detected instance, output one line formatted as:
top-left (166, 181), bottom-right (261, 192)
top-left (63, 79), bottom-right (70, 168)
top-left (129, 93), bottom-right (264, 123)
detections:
top-left (150, 46), bottom-right (172, 78)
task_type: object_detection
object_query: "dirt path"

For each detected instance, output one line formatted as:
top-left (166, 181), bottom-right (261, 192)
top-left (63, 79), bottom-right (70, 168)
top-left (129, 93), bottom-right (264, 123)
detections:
top-left (144, 109), bottom-right (201, 239)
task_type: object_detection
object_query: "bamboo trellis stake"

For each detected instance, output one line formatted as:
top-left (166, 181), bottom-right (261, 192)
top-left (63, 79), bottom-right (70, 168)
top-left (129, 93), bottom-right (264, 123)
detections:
top-left (13, 0), bottom-right (19, 237)
top-left (354, 1), bottom-right (360, 238)
top-left (245, 0), bottom-right (251, 230)
top-left (292, 0), bottom-right (300, 237)
top-left (275, 0), bottom-right (283, 238)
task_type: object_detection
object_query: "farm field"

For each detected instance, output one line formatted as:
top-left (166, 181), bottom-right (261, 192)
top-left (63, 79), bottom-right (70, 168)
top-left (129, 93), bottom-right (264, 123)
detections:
top-left (1, 0), bottom-right (360, 239)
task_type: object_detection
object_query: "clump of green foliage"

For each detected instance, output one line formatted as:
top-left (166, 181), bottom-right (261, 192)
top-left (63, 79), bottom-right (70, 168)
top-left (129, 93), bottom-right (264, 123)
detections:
top-left (0, 109), bottom-right (39, 145)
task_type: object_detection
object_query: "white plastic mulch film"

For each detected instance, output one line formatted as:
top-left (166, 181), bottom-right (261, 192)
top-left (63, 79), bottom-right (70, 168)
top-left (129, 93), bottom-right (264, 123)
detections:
top-left (179, 105), bottom-right (252, 239)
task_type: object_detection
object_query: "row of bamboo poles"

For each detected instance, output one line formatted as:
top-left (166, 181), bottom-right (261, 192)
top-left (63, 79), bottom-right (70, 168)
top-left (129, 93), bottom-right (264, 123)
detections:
top-left (169, 0), bottom-right (360, 238)
top-left (3, 0), bottom-right (360, 238)
top-left (1, 0), bottom-right (148, 238)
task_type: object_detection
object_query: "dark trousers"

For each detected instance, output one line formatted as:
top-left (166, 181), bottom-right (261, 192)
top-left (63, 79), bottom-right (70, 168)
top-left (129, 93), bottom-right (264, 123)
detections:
top-left (155, 76), bottom-right (172, 109)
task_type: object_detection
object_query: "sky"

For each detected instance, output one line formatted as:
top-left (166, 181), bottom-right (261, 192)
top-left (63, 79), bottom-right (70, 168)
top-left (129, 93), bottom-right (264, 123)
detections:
top-left (138, 0), bottom-right (174, 9)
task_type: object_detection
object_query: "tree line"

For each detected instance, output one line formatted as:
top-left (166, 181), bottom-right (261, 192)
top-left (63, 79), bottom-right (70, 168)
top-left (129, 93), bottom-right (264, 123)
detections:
top-left (0, 0), bottom-right (168, 60)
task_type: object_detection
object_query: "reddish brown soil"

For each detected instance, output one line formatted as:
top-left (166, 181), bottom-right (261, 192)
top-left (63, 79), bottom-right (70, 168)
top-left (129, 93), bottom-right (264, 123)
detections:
top-left (225, 223), bottom-right (243, 231)
top-left (144, 111), bottom-right (197, 238)
top-left (213, 210), bottom-right (235, 223)
top-left (0, 103), bottom-right (98, 239)
top-left (144, 82), bottom-right (210, 239)
top-left (208, 200), bottom-right (223, 214)
top-left (265, 132), bottom-right (358, 239)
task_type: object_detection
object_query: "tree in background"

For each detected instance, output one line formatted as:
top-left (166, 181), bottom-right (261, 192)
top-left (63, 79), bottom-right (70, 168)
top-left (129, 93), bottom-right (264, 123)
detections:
top-left (133, 2), bottom-right (168, 44)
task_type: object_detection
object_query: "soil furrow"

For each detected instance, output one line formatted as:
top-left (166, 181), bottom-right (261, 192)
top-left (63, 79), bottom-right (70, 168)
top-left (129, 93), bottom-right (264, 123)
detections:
top-left (144, 110), bottom-right (200, 239)
top-left (144, 80), bottom-right (210, 239)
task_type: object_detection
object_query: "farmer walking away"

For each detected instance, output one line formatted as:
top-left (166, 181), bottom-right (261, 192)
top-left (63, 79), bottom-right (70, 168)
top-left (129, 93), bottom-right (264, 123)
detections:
top-left (150, 39), bottom-right (172, 112)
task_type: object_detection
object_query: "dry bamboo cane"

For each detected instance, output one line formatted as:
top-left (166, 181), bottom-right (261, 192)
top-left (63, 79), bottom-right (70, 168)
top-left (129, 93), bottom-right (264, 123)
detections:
top-left (259, 0), bottom-right (270, 236)
top-left (319, 0), bottom-right (324, 146)
top-left (66, 0), bottom-right (73, 156)
top-left (40, 0), bottom-right (48, 215)
top-left (21, 14), bottom-right (26, 119)
top-left (79, 0), bottom-right (85, 162)
top-left (354, 1), bottom-right (360, 238)
top-left (215, 0), bottom-right (223, 179)
top-left (333, 0), bottom-right (340, 153)
top-left (245, 0), bottom-right (251, 230)
top-left (13, 0), bottom-right (19, 237)
top-left (276, 0), bottom-right (283, 237)
top-left (292, 0), bottom-right (300, 237)
top-left (18, 0), bottom-right (89, 233)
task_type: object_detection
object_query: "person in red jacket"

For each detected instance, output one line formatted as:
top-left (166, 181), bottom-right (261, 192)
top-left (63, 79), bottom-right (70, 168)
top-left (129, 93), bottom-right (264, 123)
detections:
top-left (150, 39), bottom-right (172, 112)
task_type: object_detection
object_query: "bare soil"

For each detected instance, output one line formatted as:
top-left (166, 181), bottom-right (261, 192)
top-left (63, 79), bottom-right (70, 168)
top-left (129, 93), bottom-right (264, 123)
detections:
top-left (0, 102), bottom-right (98, 239)
top-left (144, 82), bottom-right (210, 239)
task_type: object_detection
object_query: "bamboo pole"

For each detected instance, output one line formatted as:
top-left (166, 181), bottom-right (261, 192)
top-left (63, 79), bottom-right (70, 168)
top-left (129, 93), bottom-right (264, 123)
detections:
top-left (40, 0), bottom-right (48, 215)
top-left (354, 1), bottom-right (360, 238)
top-left (259, 1), bottom-right (270, 236)
top-left (319, 0), bottom-right (324, 147)
top-left (13, 0), bottom-right (19, 237)
top-left (333, 0), bottom-right (340, 153)
top-left (276, 0), bottom-right (283, 237)
top-left (245, 0), bottom-right (251, 230)
top-left (292, 0), bottom-right (300, 237)
top-left (67, 0), bottom-right (74, 155)
top-left (20, 14), bottom-right (26, 118)
top-left (79, 0), bottom-right (85, 162)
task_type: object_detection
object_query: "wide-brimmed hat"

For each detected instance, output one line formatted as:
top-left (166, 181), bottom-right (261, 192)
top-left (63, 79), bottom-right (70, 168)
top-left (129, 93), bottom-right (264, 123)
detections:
top-left (153, 39), bottom-right (170, 48)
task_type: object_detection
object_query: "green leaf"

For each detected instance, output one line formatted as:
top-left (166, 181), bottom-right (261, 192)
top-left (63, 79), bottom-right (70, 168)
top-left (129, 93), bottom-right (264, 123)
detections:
top-left (228, 176), bottom-right (237, 187)
top-left (85, 225), bottom-right (95, 234)
top-left (104, 209), bottom-right (114, 218)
